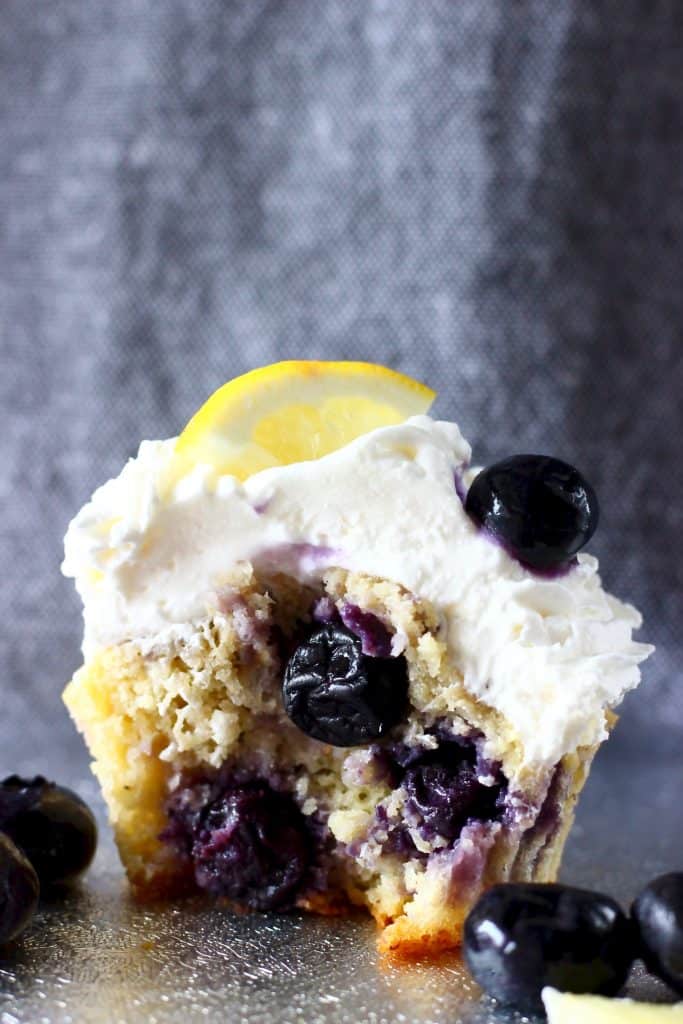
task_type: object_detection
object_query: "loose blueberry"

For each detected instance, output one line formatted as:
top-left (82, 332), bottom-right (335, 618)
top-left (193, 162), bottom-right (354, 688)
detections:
top-left (0, 776), bottom-right (97, 885)
top-left (0, 832), bottom-right (39, 944)
top-left (282, 623), bottom-right (409, 747)
top-left (464, 883), bottom-right (635, 1012)
top-left (191, 781), bottom-right (310, 911)
top-left (403, 746), bottom-right (502, 841)
top-left (632, 873), bottom-right (683, 995)
top-left (465, 455), bottom-right (599, 571)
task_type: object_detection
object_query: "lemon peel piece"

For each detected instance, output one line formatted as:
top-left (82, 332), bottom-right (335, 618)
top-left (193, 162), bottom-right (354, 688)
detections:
top-left (543, 987), bottom-right (683, 1023)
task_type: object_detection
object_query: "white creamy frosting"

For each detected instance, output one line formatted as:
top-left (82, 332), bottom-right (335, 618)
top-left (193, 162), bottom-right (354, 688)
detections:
top-left (63, 416), bottom-right (652, 768)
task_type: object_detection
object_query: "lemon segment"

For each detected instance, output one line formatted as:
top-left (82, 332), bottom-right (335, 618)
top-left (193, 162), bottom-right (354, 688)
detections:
top-left (543, 988), bottom-right (683, 1023)
top-left (172, 361), bottom-right (435, 484)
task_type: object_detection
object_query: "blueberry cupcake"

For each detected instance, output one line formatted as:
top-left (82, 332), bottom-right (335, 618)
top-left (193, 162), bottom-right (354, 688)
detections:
top-left (62, 362), bottom-right (652, 954)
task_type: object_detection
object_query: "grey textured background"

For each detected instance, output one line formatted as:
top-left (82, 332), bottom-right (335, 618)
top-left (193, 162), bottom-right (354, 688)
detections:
top-left (1, 1), bottom-right (682, 814)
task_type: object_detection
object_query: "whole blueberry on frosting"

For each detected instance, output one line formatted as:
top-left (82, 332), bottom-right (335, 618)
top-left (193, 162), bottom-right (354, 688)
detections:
top-left (282, 623), bottom-right (409, 747)
top-left (465, 454), bottom-right (599, 571)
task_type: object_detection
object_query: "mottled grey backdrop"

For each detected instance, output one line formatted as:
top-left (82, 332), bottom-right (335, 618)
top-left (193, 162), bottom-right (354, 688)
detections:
top-left (1, 0), bottom-right (681, 775)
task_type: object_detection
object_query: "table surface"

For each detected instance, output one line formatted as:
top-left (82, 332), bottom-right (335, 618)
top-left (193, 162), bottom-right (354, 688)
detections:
top-left (0, 734), bottom-right (680, 1024)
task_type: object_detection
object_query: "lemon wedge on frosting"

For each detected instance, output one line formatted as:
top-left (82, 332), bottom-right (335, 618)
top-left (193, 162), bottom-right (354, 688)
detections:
top-left (543, 988), bottom-right (683, 1023)
top-left (172, 361), bottom-right (435, 483)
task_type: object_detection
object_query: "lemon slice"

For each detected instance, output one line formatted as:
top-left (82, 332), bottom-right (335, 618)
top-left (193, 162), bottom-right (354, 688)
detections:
top-left (543, 988), bottom-right (683, 1023)
top-left (171, 360), bottom-right (435, 483)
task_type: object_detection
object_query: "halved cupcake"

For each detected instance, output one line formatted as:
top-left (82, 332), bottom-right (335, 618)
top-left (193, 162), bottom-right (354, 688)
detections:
top-left (62, 362), bottom-right (651, 954)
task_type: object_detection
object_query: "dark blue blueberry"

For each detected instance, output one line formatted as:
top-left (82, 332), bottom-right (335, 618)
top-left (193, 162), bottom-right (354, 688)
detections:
top-left (465, 455), bottom-right (599, 571)
top-left (383, 824), bottom-right (418, 857)
top-left (0, 832), bottom-right (39, 944)
top-left (464, 883), bottom-right (635, 1012)
top-left (190, 782), bottom-right (310, 911)
top-left (632, 873), bottom-right (683, 995)
top-left (403, 747), bottom-right (502, 841)
top-left (0, 776), bottom-right (97, 885)
top-left (282, 623), bottom-right (408, 747)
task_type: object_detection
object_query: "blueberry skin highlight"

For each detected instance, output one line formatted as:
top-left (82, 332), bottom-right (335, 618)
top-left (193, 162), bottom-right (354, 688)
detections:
top-left (0, 832), bottom-right (39, 944)
top-left (0, 776), bottom-right (97, 885)
top-left (465, 455), bottom-right (599, 571)
top-left (463, 883), bottom-right (635, 1013)
top-left (282, 623), bottom-right (409, 747)
top-left (632, 873), bottom-right (683, 995)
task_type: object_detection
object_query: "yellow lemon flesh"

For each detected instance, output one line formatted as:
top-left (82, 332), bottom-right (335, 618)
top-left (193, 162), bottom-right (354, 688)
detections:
top-left (543, 988), bottom-right (683, 1023)
top-left (173, 361), bottom-right (435, 483)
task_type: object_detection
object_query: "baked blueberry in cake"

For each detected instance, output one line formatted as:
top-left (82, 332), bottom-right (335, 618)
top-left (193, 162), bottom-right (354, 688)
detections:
top-left (62, 361), bottom-right (652, 954)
